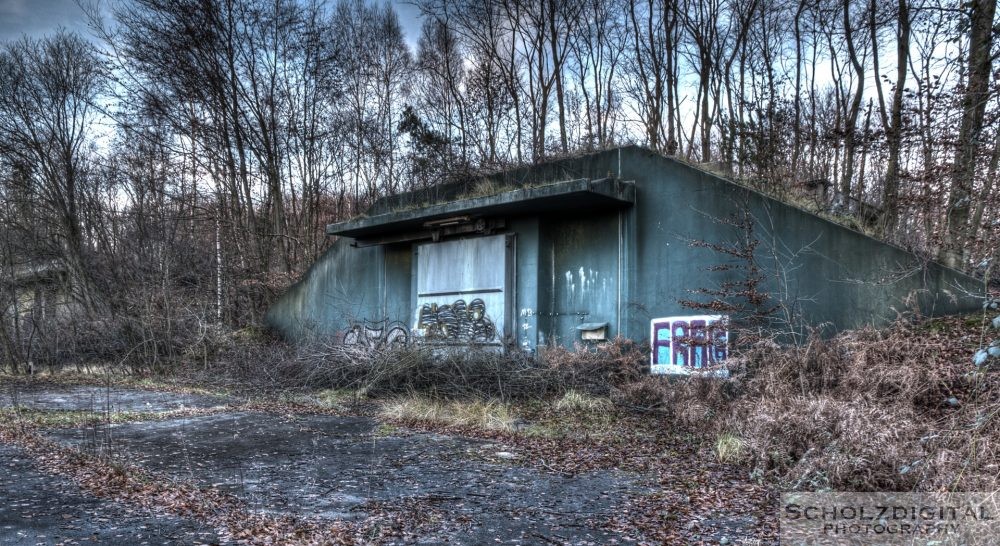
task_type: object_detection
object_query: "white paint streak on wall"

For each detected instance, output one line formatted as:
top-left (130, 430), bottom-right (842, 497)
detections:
top-left (519, 308), bottom-right (535, 349)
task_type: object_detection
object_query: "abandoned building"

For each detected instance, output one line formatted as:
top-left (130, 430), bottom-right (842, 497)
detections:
top-left (2, 260), bottom-right (74, 323)
top-left (1, 260), bottom-right (78, 369)
top-left (266, 146), bottom-right (981, 370)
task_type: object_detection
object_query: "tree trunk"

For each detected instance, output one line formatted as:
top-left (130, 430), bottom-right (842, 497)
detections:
top-left (942, 0), bottom-right (996, 268)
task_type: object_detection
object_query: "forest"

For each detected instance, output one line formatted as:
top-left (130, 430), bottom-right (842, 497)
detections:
top-left (3, 3), bottom-right (1000, 543)
top-left (1, 0), bottom-right (998, 372)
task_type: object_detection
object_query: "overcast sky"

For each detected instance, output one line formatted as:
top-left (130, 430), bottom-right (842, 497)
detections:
top-left (0, 0), bottom-right (93, 42)
top-left (0, 0), bottom-right (423, 47)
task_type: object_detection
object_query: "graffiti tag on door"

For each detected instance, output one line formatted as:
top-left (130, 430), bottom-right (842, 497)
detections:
top-left (417, 298), bottom-right (498, 343)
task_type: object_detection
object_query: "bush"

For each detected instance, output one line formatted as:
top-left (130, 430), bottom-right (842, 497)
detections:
top-left (637, 317), bottom-right (1000, 492)
top-left (284, 335), bottom-right (650, 401)
top-left (293, 342), bottom-right (561, 400)
top-left (540, 337), bottom-right (648, 394)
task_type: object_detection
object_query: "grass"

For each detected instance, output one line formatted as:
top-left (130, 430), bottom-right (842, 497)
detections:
top-left (374, 423), bottom-right (400, 436)
top-left (307, 388), bottom-right (368, 408)
top-left (553, 390), bottom-right (612, 413)
top-left (379, 395), bottom-right (517, 432)
top-left (715, 432), bottom-right (745, 463)
top-left (0, 370), bottom-right (232, 399)
top-left (127, 377), bottom-right (230, 398)
top-left (520, 393), bottom-right (621, 439)
top-left (372, 391), bottom-right (629, 439)
top-left (0, 407), bottom-right (163, 428)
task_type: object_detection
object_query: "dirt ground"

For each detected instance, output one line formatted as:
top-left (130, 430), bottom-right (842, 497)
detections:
top-left (0, 443), bottom-right (221, 545)
top-left (3, 384), bottom-right (679, 544)
top-left (45, 410), bottom-right (648, 544)
top-left (1, 384), bottom-right (229, 413)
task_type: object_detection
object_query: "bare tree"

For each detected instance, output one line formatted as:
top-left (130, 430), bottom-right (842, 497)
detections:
top-left (0, 32), bottom-right (105, 314)
top-left (624, 0), bottom-right (678, 152)
top-left (942, 0), bottom-right (997, 268)
top-left (568, 0), bottom-right (626, 149)
top-left (413, 18), bottom-right (469, 167)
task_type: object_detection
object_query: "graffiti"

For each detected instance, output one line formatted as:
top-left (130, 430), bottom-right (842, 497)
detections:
top-left (650, 315), bottom-right (728, 372)
top-left (417, 298), bottom-right (497, 343)
top-left (343, 319), bottom-right (409, 348)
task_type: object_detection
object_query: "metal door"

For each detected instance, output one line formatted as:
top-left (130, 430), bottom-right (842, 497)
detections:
top-left (413, 234), bottom-right (511, 344)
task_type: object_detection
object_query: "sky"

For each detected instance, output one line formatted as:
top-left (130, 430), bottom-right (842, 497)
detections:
top-left (0, 0), bottom-right (93, 42)
top-left (0, 0), bottom-right (424, 47)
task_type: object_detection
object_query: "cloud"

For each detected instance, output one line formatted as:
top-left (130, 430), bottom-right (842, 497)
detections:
top-left (0, 0), bottom-right (90, 43)
top-left (0, 0), bottom-right (28, 17)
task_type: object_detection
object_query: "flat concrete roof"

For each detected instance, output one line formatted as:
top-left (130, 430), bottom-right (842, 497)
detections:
top-left (327, 177), bottom-right (635, 239)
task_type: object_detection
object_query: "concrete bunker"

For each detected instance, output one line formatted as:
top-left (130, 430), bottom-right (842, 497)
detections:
top-left (266, 146), bottom-right (983, 368)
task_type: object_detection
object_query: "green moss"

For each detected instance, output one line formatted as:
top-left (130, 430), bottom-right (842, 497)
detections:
top-left (374, 423), bottom-right (399, 437)
top-left (306, 388), bottom-right (368, 408)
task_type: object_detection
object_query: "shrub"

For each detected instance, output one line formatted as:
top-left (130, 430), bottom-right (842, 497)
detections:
top-left (294, 343), bottom-right (561, 400)
top-left (643, 317), bottom-right (1000, 492)
top-left (540, 337), bottom-right (648, 394)
top-left (287, 335), bottom-right (649, 401)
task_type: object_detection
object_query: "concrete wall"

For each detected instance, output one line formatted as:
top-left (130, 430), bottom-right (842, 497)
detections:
top-left (265, 239), bottom-right (389, 339)
top-left (536, 211), bottom-right (622, 346)
top-left (268, 146), bottom-right (984, 345)
top-left (511, 217), bottom-right (541, 350)
top-left (518, 147), bottom-right (982, 339)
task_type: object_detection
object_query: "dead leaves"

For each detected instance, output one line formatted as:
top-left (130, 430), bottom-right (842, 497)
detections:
top-left (0, 421), bottom-right (354, 545)
top-left (380, 415), bottom-right (777, 544)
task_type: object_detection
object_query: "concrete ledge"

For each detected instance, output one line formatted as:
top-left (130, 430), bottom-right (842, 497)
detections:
top-left (327, 178), bottom-right (635, 239)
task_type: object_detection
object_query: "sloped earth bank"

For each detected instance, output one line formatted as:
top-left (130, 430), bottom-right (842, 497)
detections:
top-left (0, 444), bottom-right (221, 545)
top-left (3, 385), bottom-right (777, 544)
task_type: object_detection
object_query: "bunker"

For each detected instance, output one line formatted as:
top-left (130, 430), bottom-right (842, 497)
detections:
top-left (266, 146), bottom-right (981, 367)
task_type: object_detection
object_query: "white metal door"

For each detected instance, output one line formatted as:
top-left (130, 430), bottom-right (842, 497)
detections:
top-left (414, 235), bottom-right (508, 344)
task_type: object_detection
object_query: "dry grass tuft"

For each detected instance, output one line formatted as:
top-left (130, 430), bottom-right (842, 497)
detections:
top-left (306, 388), bottom-right (368, 408)
top-left (379, 395), bottom-right (517, 432)
top-left (715, 432), bottom-right (745, 463)
top-left (553, 390), bottom-right (612, 413)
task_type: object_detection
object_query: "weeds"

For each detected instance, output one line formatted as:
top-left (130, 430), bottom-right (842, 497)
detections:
top-left (629, 314), bottom-right (1000, 492)
top-left (380, 396), bottom-right (517, 432)
top-left (553, 390), bottom-right (612, 413)
top-left (14, 311), bottom-right (993, 496)
top-left (0, 407), bottom-right (152, 428)
top-left (715, 432), bottom-right (745, 463)
top-left (307, 388), bottom-right (369, 408)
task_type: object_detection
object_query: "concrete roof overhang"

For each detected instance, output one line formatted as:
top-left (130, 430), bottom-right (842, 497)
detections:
top-left (326, 177), bottom-right (635, 244)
